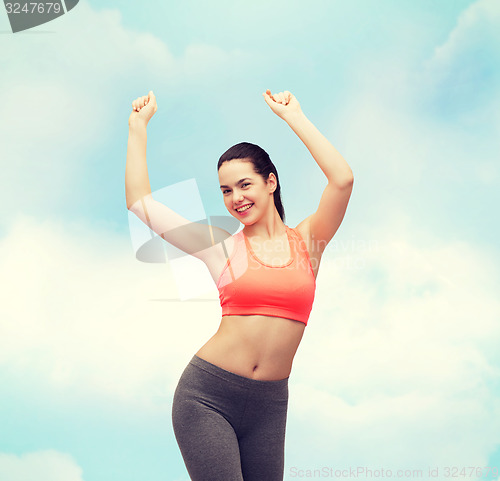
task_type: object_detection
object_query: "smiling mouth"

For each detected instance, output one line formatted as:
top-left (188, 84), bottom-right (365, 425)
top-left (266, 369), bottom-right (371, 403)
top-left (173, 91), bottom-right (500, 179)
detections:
top-left (235, 203), bottom-right (254, 213)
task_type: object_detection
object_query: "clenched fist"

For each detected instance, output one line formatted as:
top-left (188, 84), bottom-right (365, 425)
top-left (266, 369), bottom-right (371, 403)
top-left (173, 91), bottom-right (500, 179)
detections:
top-left (128, 90), bottom-right (158, 127)
top-left (262, 89), bottom-right (302, 121)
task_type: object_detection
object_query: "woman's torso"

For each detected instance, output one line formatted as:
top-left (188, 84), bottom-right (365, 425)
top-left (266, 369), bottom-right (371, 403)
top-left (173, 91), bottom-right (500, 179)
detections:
top-left (196, 223), bottom-right (322, 381)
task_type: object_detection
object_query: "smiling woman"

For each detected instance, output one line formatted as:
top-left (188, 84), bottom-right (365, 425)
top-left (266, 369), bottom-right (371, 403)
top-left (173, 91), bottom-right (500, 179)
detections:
top-left (125, 88), bottom-right (354, 480)
top-left (218, 142), bottom-right (285, 222)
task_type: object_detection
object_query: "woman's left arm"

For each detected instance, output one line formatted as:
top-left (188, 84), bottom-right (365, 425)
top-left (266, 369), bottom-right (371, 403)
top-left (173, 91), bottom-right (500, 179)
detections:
top-left (263, 89), bottom-right (354, 249)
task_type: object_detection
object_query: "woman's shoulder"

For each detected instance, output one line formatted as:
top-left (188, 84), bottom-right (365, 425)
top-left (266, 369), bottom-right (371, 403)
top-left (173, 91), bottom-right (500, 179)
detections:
top-left (287, 223), bottom-right (308, 242)
top-left (221, 229), bottom-right (244, 256)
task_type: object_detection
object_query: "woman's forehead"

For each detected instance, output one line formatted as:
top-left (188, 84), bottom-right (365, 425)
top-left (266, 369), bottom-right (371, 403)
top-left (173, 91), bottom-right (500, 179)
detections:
top-left (218, 160), bottom-right (255, 179)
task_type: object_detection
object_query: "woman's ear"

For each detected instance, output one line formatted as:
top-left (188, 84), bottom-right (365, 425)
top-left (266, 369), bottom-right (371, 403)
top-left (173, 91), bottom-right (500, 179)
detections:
top-left (267, 173), bottom-right (277, 194)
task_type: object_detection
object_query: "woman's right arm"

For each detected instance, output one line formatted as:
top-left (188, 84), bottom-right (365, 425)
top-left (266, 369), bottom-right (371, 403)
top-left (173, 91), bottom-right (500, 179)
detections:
top-left (125, 92), bottom-right (230, 262)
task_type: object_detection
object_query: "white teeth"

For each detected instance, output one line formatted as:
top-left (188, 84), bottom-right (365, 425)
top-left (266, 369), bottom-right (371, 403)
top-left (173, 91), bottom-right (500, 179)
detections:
top-left (236, 203), bottom-right (253, 212)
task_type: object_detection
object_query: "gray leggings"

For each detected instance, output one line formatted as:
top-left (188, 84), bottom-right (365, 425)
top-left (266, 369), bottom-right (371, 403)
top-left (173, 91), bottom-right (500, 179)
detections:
top-left (171, 354), bottom-right (289, 480)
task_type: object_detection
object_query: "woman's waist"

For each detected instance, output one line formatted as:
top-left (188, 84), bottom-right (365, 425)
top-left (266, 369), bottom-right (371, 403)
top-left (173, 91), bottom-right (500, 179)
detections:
top-left (195, 314), bottom-right (305, 380)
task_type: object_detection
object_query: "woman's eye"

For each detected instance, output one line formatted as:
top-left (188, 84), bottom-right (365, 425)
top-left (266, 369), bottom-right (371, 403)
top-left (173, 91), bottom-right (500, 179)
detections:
top-left (223, 184), bottom-right (249, 194)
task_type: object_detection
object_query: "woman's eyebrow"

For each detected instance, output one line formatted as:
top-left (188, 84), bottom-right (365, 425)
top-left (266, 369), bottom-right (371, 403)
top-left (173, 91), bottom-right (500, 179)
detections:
top-left (220, 178), bottom-right (252, 189)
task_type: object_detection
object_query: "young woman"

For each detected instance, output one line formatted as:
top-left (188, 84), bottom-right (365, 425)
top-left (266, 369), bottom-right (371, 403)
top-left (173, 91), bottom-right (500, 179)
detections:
top-left (125, 89), bottom-right (354, 481)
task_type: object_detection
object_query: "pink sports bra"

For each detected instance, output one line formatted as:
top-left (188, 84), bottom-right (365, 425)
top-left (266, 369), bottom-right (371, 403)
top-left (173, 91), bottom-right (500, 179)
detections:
top-left (216, 225), bottom-right (316, 325)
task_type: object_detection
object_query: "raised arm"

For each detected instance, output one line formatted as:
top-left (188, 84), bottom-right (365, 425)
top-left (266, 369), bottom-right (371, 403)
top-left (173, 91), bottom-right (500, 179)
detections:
top-left (263, 89), bottom-right (354, 252)
top-left (125, 92), bottom-right (230, 262)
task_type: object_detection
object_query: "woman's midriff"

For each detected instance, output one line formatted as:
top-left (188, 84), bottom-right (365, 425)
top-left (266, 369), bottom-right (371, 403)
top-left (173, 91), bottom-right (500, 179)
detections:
top-left (195, 314), bottom-right (306, 381)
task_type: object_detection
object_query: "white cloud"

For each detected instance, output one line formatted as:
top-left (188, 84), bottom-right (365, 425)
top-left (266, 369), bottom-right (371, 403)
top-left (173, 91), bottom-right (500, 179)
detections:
top-left (0, 213), bottom-right (222, 407)
top-left (428, 0), bottom-right (500, 71)
top-left (0, 451), bottom-right (84, 481)
top-left (335, 0), bottom-right (500, 191)
top-left (335, 67), bottom-right (497, 195)
top-left (420, 0), bottom-right (500, 129)
top-left (286, 210), bottom-right (500, 471)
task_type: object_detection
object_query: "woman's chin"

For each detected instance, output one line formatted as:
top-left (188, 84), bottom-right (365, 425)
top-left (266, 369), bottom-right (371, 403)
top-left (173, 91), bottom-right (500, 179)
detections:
top-left (232, 206), bottom-right (256, 221)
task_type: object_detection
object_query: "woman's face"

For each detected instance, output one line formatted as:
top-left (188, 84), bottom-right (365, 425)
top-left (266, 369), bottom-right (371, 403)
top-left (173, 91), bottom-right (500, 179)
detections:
top-left (218, 159), bottom-right (275, 222)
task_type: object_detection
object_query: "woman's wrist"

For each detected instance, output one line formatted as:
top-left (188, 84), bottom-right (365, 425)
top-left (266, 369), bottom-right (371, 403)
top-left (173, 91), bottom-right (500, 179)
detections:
top-left (128, 117), bottom-right (148, 132)
top-left (284, 109), bottom-right (307, 127)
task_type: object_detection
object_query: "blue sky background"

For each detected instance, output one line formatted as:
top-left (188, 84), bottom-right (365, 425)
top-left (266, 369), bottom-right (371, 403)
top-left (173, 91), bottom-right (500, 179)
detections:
top-left (0, 1), bottom-right (499, 480)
